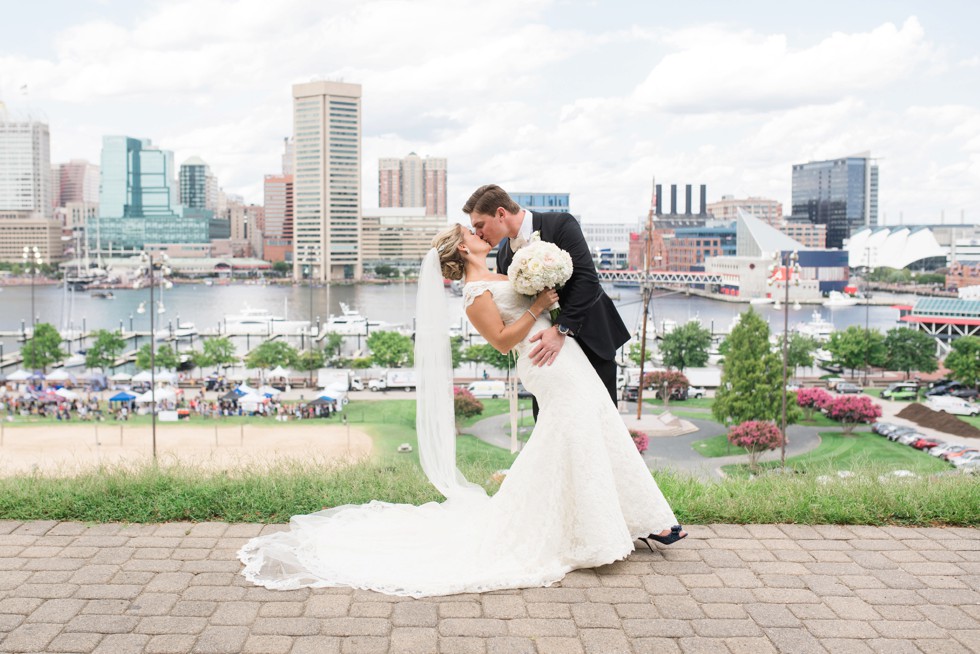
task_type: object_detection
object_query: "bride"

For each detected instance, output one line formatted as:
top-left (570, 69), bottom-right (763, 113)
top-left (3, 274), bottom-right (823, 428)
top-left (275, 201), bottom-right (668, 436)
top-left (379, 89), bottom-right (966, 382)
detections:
top-left (238, 223), bottom-right (686, 597)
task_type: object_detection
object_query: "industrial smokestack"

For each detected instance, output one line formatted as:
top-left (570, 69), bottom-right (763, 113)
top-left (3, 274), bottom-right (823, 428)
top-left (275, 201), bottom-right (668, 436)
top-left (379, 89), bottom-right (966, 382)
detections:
top-left (670, 185), bottom-right (677, 215)
top-left (685, 185), bottom-right (692, 215)
top-left (655, 184), bottom-right (662, 216)
top-left (700, 185), bottom-right (707, 216)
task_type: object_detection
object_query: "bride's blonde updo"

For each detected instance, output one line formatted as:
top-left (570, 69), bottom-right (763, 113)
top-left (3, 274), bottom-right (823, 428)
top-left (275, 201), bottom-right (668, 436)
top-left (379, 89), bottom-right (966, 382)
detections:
top-left (432, 224), bottom-right (466, 280)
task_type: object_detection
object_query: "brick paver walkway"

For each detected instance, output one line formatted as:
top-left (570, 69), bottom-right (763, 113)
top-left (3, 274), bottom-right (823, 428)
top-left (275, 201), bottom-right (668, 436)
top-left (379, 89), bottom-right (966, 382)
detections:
top-left (0, 521), bottom-right (978, 653)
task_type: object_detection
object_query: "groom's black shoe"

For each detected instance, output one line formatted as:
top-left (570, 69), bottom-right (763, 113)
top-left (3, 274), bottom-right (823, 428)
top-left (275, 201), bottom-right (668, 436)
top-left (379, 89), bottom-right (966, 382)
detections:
top-left (639, 525), bottom-right (687, 551)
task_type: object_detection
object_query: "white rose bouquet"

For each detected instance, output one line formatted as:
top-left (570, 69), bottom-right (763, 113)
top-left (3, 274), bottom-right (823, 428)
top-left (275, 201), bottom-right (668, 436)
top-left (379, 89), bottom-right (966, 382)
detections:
top-left (507, 232), bottom-right (574, 322)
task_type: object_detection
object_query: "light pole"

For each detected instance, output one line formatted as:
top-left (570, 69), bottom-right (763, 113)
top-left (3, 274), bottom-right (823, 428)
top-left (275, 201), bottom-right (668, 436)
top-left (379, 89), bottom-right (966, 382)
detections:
top-left (863, 248), bottom-right (876, 387)
top-left (138, 252), bottom-right (170, 461)
top-left (22, 246), bottom-right (43, 372)
top-left (299, 246), bottom-right (320, 387)
top-left (770, 250), bottom-right (800, 468)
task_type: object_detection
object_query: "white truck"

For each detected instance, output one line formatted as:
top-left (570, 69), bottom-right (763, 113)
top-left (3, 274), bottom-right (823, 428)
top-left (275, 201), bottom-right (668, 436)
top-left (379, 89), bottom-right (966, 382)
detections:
top-left (317, 369), bottom-right (364, 392)
top-left (368, 369), bottom-right (417, 392)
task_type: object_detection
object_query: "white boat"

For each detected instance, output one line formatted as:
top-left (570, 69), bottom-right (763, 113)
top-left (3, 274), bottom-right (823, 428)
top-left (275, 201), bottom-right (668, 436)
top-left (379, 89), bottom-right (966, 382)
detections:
top-left (749, 297), bottom-right (774, 305)
top-left (795, 310), bottom-right (836, 341)
top-left (60, 353), bottom-right (87, 369)
top-left (224, 305), bottom-right (310, 335)
top-left (822, 291), bottom-right (859, 308)
top-left (324, 303), bottom-right (395, 336)
top-left (155, 322), bottom-right (199, 341)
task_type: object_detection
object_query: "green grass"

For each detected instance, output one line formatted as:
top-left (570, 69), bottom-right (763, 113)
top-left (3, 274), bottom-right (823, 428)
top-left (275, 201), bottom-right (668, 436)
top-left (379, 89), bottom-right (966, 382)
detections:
top-left (643, 397), bottom-right (714, 409)
top-left (863, 388), bottom-right (882, 398)
top-left (0, 460), bottom-right (974, 526)
top-left (692, 434), bottom-right (744, 458)
top-left (722, 431), bottom-right (952, 477)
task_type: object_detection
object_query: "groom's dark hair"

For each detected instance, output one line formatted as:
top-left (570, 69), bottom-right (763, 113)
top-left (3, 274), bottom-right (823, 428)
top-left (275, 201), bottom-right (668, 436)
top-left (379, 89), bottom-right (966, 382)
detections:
top-left (462, 184), bottom-right (520, 216)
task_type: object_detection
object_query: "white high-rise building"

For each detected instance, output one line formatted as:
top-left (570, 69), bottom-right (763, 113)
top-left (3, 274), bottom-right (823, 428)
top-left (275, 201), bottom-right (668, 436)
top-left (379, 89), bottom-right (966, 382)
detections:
top-left (0, 119), bottom-right (52, 218)
top-left (292, 80), bottom-right (362, 281)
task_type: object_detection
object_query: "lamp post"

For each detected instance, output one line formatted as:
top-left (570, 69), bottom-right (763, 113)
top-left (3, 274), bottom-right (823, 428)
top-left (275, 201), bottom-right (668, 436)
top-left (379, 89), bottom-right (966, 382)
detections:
top-left (770, 250), bottom-right (800, 468)
top-left (22, 246), bottom-right (43, 372)
top-left (138, 251), bottom-right (170, 461)
top-left (299, 246), bottom-right (320, 386)
top-left (863, 247), bottom-right (876, 387)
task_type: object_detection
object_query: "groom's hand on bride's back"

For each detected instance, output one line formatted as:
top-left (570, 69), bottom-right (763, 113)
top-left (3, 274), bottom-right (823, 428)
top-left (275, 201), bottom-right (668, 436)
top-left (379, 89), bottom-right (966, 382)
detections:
top-left (529, 326), bottom-right (565, 367)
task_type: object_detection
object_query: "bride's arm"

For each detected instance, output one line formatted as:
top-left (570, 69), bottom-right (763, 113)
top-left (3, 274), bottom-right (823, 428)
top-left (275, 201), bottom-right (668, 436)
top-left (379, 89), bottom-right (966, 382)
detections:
top-left (466, 289), bottom-right (558, 354)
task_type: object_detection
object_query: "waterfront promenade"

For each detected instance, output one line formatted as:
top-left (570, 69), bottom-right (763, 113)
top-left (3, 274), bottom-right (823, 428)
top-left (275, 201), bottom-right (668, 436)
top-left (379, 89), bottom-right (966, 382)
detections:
top-left (0, 520), bottom-right (977, 653)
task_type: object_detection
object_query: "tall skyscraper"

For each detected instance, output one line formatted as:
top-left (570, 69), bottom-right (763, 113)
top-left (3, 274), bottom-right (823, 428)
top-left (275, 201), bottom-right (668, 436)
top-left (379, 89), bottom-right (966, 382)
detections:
top-left (54, 159), bottom-right (99, 208)
top-left (179, 156), bottom-right (211, 209)
top-left (292, 80), bottom-right (362, 281)
top-left (792, 152), bottom-right (878, 249)
top-left (89, 136), bottom-right (226, 254)
top-left (263, 174), bottom-right (293, 263)
top-left (378, 153), bottom-right (447, 216)
top-left (0, 119), bottom-right (52, 218)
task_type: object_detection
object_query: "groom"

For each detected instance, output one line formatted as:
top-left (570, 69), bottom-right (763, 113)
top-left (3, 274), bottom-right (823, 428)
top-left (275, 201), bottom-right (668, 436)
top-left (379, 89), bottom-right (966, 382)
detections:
top-left (464, 184), bottom-right (630, 413)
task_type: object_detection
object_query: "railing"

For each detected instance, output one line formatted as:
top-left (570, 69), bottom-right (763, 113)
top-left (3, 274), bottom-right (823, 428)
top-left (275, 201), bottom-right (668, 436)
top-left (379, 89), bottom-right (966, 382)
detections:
top-left (596, 270), bottom-right (725, 285)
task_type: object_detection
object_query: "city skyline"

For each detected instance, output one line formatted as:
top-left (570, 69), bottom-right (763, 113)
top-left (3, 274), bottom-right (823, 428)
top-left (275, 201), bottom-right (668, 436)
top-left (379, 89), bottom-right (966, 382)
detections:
top-left (1, 1), bottom-right (979, 224)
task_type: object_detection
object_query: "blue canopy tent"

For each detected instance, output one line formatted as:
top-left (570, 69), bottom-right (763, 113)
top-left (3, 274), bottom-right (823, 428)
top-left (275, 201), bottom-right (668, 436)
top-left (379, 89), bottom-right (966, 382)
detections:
top-left (109, 391), bottom-right (137, 402)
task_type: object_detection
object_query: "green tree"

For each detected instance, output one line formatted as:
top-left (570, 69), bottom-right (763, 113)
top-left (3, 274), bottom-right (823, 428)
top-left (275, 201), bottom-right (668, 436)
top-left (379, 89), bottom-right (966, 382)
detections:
top-left (374, 264), bottom-right (398, 278)
top-left (271, 261), bottom-right (290, 275)
top-left (21, 323), bottom-right (66, 372)
top-left (244, 340), bottom-right (298, 370)
top-left (323, 332), bottom-right (345, 360)
top-left (294, 348), bottom-right (327, 372)
top-left (944, 336), bottom-right (980, 388)
top-left (712, 309), bottom-right (799, 426)
top-left (774, 333), bottom-right (818, 371)
top-left (826, 326), bottom-right (887, 379)
top-left (884, 328), bottom-right (938, 379)
top-left (84, 329), bottom-right (125, 372)
top-left (463, 343), bottom-right (513, 372)
top-left (627, 341), bottom-right (653, 366)
top-left (366, 330), bottom-right (414, 368)
top-left (659, 321), bottom-right (712, 371)
top-left (201, 336), bottom-right (238, 372)
top-left (450, 335), bottom-right (464, 369)
top-left (135, 343), bottom-right (179, 371)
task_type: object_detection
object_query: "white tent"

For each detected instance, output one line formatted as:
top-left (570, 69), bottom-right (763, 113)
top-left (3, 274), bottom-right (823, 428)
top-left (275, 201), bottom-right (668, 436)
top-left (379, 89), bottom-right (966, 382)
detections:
top-left (132, 369), bottom-right (177, 384)
top-left (135, 387), bottom-right (177, 404)
top-left (109, 372), bottom-right (132, 382)
top-left (46, 369), bottom-right (74, 381)
top-left (238, 393), bottom-right (268, 411)
top-left (236, 382), bottom-right (257, 395)
top-left (5, 369), bottom-right (32, 382)
top-left (268, 365), bottom-right (291, 378)
top-left (258, 385), bottom-right (281, 397)
top-left (55, 388), bottom-right (80, 400)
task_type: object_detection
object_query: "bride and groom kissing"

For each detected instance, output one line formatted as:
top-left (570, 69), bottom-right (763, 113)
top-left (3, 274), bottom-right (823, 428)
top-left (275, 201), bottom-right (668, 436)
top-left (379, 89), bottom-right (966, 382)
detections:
top-left (238, 185), bottom-right (687, 598)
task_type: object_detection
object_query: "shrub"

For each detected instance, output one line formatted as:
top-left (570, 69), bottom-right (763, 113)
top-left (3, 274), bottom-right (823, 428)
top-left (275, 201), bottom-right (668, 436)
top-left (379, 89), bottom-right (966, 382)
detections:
top-left (796, 387), bottom-right (833, 420)
top-left (824, 395), bottom-right (882, 435)
top-left (630, 430), bottom-right (650, 454)
top-left (643, 370), bottom-right (689, 406)
top-left (453, 386), bottom-right (484, 434)
top-left (727, 420), bottom-right (784, 471)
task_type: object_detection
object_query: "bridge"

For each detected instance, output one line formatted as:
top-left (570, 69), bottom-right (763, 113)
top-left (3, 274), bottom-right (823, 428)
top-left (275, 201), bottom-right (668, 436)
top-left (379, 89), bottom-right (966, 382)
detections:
top-left (596, 270), bottom-right (725, 285)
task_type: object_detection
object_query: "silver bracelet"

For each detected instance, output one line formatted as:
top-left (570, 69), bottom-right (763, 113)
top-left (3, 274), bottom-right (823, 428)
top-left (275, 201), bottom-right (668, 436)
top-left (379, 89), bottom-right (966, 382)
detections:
top-left (525, 309), bottom-right (538, 320)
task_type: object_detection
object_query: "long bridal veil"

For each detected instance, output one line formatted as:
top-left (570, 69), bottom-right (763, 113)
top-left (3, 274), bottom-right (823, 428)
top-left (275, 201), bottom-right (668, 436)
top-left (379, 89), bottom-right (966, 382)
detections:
top-left (414, 248), bottom-right (487, 502)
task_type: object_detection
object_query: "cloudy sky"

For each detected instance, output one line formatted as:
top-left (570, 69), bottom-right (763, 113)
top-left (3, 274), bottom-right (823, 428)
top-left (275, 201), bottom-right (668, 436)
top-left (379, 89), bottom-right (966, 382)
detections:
top-left (2, 0), bottom-right (978, 226)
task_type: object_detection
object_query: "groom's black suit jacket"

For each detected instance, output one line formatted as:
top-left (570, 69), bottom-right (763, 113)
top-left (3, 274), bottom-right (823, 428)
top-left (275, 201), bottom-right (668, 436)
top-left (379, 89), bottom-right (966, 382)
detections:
top-left (496, 211), bottom-right (630, 362)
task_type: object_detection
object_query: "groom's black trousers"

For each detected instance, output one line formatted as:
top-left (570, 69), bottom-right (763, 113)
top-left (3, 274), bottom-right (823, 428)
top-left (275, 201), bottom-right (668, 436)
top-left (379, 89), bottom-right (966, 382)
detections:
top-left (531, 339), bottom-right (618, 421)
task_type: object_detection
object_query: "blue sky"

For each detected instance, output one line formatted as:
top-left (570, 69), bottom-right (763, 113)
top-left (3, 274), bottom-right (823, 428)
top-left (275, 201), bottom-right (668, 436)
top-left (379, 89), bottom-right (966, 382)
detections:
top-left (2, 0), bottom-right (978, 225)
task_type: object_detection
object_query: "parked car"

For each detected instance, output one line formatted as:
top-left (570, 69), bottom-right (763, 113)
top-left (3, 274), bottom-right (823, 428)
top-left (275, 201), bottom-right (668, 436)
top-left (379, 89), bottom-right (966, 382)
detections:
top-left (897, 432), bottom-right (923, 446)
top-left (927, 395), bottom-right (980, 416)
top-left (835, 382), bottom-right (863, 394)
top-left (930, 443), bottom-right (962, 457)
top-left (871, 421), bottom-right (890, 434)
top-left (926, 381), bottom-right (968, 397)
top-left (516, 382), bottom-right (533, 399)
top-left (941, 446), bottom-right (977, 461)
top-left (875, 423), bottom-right (902, 437)
top-left (911, 438), bottom-right (943, 450)
top-left (952, 451), bottom-right (980, 467)
top-left (466, 380), bottom-right (507, 399)
top-left (949, 387), bottom-right (980, 400)
top-left (687, 386), bottom-right (707, 399)
top-left (887, 427), bottom-right (919, 442)
top-left (881, 382), bottom-right (919, 401)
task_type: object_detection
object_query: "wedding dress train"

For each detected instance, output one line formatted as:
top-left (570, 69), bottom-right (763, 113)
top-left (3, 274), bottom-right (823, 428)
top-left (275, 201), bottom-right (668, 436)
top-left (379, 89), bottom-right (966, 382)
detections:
top-left (238, 278), bottom-right (678, 597)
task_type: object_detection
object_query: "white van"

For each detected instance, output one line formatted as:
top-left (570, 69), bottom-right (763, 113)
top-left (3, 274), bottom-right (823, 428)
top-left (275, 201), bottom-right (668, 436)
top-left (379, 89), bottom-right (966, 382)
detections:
top-left (927, 395), bottom-right (980, 416)
top-left (466, 380), bottom-right (507, 399)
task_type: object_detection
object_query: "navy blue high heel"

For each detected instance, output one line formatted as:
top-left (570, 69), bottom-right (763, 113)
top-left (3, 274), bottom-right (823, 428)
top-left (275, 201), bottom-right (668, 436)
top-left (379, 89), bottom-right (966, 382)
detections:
top-left (639, 525), bottom-right (687, 551)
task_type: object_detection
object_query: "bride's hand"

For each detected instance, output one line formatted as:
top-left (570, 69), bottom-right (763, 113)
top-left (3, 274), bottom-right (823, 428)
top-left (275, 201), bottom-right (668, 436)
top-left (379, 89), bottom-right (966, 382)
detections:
top-left (532, 288), bottom-right (559, 314)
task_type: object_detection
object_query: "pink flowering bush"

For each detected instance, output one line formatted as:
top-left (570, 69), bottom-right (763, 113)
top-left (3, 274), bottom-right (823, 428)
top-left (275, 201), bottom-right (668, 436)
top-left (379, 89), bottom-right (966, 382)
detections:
top-left (453, 386), bottom-right (484, 434)
top-left (629, 430), bottom-right (650, 454)
top-left (796, 387), bottom-right (833, 420)
top-left (824, 395), bottom-right (882, 435)
top-left (727, 420), bottom-right (785, 471)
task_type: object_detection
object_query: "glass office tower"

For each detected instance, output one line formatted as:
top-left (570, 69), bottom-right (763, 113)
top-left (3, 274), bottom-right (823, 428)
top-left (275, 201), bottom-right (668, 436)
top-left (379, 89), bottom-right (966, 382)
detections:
top-left (791, 153), bottom-right (878, 249)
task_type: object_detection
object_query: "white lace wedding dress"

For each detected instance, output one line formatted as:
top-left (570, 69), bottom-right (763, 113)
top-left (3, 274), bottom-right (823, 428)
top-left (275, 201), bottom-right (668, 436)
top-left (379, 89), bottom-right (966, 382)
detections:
top-left (238, 279), bottom-right (678, 597)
